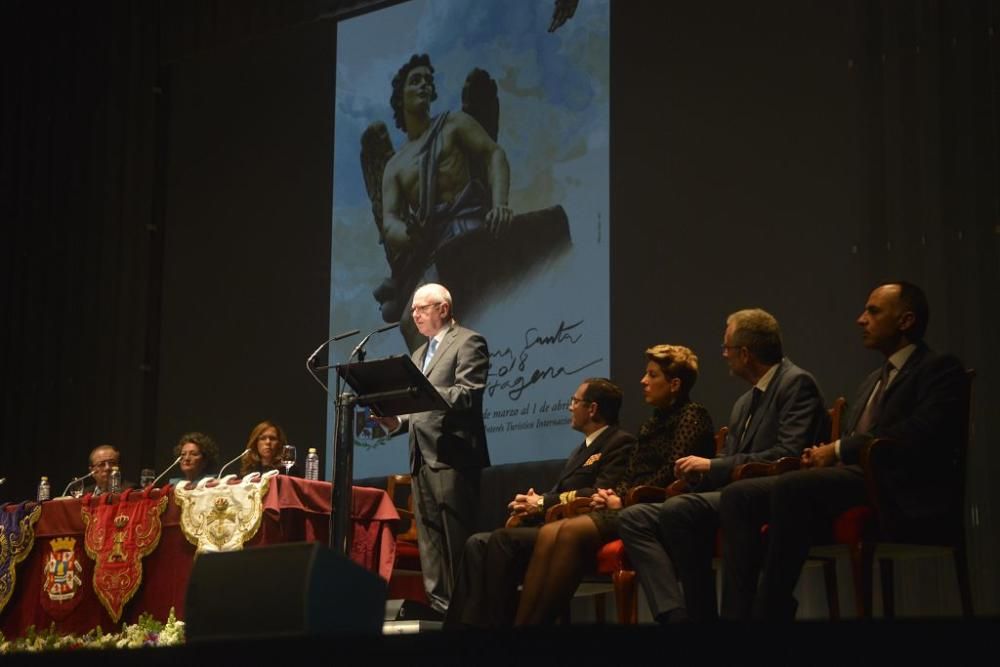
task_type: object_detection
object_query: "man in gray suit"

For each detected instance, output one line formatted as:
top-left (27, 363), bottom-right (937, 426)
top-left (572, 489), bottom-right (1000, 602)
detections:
top-left (382, 282), bottom-right (489, 614)
top-left (617, 309), bottom-right (829, 622)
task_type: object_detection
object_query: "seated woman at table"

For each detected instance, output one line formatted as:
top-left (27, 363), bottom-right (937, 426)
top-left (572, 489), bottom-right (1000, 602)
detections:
top-left (239, 420), bottom-right (287, 476)
top-left (169, 432), bottom-right (219, 485)
top-left (513, 344), bottom-right (715, 625)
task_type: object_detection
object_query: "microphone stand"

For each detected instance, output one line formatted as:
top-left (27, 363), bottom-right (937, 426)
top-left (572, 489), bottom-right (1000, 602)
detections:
top-left (60, 471), bottom-right (94, 497)
top-left (348, 322), bottom-right (399, 363)
top-left (151, 456), bottom-right (182, 488)
top-left (305, 328), bottom-right (361, 393)
top-left (216, 449), bottom-right (250, 479)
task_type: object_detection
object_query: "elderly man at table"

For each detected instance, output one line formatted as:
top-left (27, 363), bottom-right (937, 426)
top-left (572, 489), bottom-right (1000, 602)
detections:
top-left (83, 444), bottom-right (135, 495)
top-left (445, 378), bottom-right (636, 629)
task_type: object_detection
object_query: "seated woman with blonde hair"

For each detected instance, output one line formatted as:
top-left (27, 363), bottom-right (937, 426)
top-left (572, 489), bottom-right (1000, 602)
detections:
top-left (239, 420), bottom-right (287, 476)
top-left (514, 344), bottom-right (715, 625)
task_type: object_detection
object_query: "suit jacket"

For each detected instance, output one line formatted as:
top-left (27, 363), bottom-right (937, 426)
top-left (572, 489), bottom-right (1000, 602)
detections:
top-left (839, 343), bottom-right (966, 534)
top-left (541, 426), bottom-right (636, 510)
top-left (704, 358), bottom-right (829, 489)
top-left (404, 323), bottom-right (490, 472)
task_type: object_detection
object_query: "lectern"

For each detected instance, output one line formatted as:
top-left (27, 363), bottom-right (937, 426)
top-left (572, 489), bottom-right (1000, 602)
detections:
top-left (331, 355), bottom-right (447, 554)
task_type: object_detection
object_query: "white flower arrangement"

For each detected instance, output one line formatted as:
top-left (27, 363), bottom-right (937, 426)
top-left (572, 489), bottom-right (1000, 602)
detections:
top-left (0, 607), bottom-right (184, 653)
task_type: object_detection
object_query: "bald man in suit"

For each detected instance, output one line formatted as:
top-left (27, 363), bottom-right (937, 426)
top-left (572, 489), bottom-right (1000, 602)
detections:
top-left (721, 281), bottom-right (967, 619)
top-left (382, 282), bottom-right (489, 615)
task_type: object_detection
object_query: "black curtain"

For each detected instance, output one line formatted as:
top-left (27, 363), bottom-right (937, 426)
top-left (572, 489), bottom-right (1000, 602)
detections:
top-left (1, 0), bottom-right (997, 612)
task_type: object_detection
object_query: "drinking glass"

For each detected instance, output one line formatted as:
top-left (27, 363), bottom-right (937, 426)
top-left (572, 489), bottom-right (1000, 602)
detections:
top-left (140, 468), bottom-right (156, 487)
top-left (281, 445), bottom-right (297, 475)
top-left (69, 479), bottom-right (85, 499)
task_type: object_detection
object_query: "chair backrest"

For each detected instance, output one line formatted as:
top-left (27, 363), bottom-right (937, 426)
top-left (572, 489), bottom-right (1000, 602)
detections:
top-left (713, 426), bottom-right (729, 455)
top-left (385, 473), bottom-right (417, 542)
top-left (828, 396), bottom-right (847, 441)
top-left (863, 368), bottom-right (975, 544)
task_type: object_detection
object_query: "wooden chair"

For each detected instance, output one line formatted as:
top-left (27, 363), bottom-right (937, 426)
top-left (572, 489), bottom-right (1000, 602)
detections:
top-left (810, 371), bottom-right (975, 618)
top-left (385, 473), bottom-right (428, 604)
top-left (555, 426), bottom-right (731, 624)
top-left (729, 397), bottom-right (847, 619)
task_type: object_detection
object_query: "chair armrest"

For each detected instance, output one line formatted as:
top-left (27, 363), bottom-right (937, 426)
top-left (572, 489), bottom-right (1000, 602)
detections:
top-left (732, 457), bottom-right (802, 481)
top-left (665, 479), bottom-right (690, 497)
top-left (394, 508), bottom-right (418, 542)
top-left (627, 485), bottom-right (668, 505)
top-left (543, 497), bottom-right (594, 522)
top-left (771, 457), bottom-right (802, 475)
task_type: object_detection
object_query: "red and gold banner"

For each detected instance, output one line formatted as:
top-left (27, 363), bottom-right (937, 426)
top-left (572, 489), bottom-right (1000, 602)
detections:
top-left (81, 487), bottom-right (169, 622)
top-left (0, 501), bottom-right (42, 614)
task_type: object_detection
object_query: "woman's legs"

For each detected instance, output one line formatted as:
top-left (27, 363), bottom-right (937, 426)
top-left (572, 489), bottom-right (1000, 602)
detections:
top-left (514, 514), bottom-right (602, 625)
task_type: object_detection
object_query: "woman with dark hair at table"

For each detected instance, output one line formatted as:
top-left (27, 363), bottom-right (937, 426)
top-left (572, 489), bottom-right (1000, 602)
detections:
top-left (170, 432), bottom-right (219, 485)
top-left (513, 344), bottom-right (715, 625)
top-left (239, 420), bottom-right (287, 476)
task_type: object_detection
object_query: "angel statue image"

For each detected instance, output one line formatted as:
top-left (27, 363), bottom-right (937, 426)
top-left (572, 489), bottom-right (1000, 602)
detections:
top-left (361, 54), bottom-right (571, 351)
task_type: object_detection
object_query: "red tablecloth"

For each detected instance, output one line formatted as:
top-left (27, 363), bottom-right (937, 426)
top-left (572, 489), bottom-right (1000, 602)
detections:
top-left (0, 477), bottom-right (397, 636)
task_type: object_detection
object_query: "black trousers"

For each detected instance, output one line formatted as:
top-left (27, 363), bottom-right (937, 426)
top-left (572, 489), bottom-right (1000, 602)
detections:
top-left (719, 466), bottom-right (866, 620)
top-left (446, 526), bottom-right (541, 628)
top-left (410, 464), bottom-right (481, 613)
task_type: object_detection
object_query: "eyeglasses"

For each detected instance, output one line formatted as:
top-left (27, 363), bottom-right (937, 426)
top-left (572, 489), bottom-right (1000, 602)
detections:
top-left (411, 302), bottom-right (442, 315)
top-left (90, 459), bottom-right (119, 469)
top-left (569, 396), bottom-right (592, 406)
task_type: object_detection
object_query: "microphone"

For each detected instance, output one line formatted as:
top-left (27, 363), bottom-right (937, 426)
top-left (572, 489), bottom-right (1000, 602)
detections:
top-left (306, 329), bottom-right (361, 370)
top-left (217, 449), bottom-right (251, 478)
top-left (150, 456), bottom-right (182, 488)
top-left (349, 322), bottom-right (400, 363)
top-left (60, 470), bottom-right (94, 497)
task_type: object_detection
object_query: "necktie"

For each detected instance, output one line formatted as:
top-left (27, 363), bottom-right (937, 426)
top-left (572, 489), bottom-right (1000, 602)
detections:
top-left (739, 388), bottom-right (763, 444)
top-left (855, 361), bottom-right (893, 435)
top-left (422, 338), bottom-right (438, 374)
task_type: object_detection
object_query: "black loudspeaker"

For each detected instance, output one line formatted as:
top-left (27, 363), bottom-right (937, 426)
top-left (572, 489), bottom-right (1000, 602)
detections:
top-left (185, 542), bottom-right (387, 641)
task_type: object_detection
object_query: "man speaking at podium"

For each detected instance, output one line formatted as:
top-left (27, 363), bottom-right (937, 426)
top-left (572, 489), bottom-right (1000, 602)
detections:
top-left (380, 282), bottom-right (490, 616)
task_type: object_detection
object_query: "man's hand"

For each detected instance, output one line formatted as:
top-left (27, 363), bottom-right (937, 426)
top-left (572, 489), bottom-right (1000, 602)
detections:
top-left (508, 488), bottom-right (543, 517)
top-left (485, 205), bottom-right (513, 238)
top-left (375, 415), bottom-right (400, 432)
top-left (802, 443), bottom-right (837, 468)
top-left (675, 455), bottom-right (711, 482)
top-left (590, 488), bottom-right (622, 511)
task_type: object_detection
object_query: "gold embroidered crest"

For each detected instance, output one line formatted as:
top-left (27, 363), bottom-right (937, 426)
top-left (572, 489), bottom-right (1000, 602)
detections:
top-left (174, 471), bottom-right (277, 554)
top-left (583, 452), bottom-right (602, 466)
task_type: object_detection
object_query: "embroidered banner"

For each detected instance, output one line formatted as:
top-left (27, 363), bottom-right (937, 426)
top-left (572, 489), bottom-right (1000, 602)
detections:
top-left (173, 471), bottom-right (277, 554)
top-left (82, 487), bottom-right (169, 622)
top-left (0, 501), bottom-right (42, 614)
top-left (40, 535), bottom-right (86, 620)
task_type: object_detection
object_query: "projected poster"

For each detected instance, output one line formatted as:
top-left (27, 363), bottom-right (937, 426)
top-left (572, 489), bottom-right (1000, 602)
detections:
top-left (331, 0), bottom-right (610, 478)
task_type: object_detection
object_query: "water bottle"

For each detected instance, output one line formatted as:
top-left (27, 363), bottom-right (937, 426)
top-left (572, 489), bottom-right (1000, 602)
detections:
top-left (304, 448), bottom-right (320, 481)
top-left (109, 466), bottom-right (122, 494)
top-left (37, 476), bottom-right (51, 502)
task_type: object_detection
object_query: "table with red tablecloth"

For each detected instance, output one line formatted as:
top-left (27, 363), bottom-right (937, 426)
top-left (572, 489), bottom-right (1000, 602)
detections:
top-left (0, 476), bottom-right (397, 637)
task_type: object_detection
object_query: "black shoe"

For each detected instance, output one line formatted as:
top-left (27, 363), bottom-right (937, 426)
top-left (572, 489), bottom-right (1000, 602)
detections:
top-left (655, 608), bottom-right (690, 625)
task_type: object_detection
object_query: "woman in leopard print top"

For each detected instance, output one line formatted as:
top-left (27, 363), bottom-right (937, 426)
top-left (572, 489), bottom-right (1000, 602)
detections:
top-left (513, 344), bottom-right (715, 626)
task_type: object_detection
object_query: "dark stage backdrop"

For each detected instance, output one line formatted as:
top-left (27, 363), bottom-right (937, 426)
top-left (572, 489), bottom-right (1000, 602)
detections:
top-left (2, 0), bottom-right (997, 613)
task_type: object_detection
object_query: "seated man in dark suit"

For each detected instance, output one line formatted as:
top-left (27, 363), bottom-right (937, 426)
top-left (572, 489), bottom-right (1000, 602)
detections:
top-left (83, 444), bottom-right (135, 495)
top-left (617, 309), bottom-right (828, 623)
top-left (445, 378), bottom-right (635, 628)
top-left (720, 281), bottom-right (967, 619)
